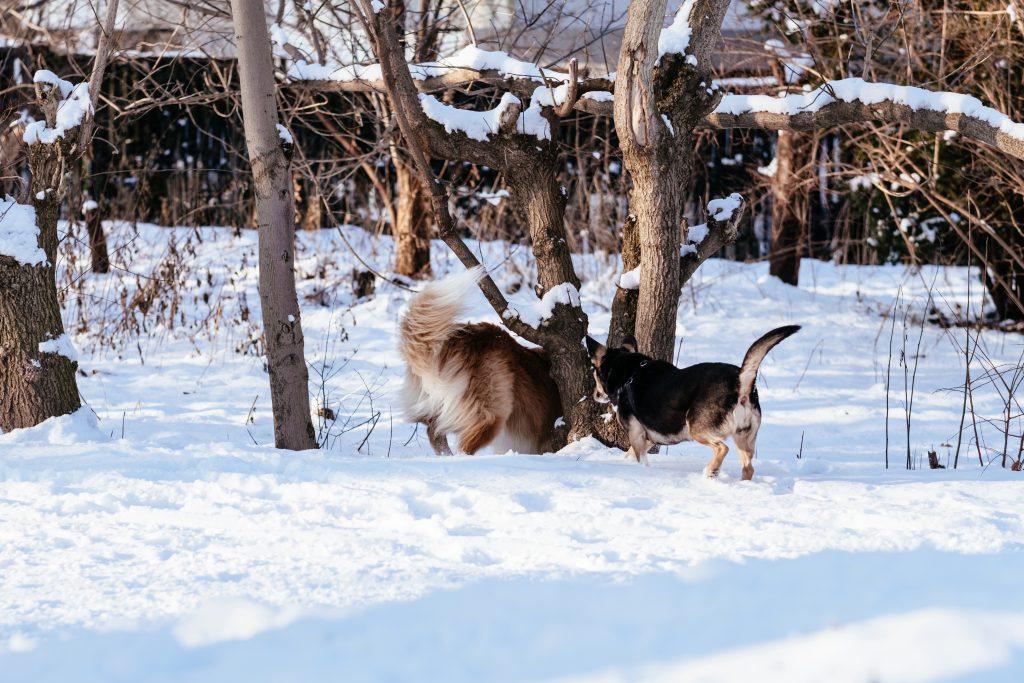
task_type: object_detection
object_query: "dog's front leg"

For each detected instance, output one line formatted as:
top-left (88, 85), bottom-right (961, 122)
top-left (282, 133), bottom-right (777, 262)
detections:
top-left (426, 418), bottom-right (452, 456)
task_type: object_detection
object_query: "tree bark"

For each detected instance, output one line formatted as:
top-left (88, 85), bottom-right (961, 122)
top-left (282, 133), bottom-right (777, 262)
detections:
top-left (393, 157), bottom-right (432, 278)
top-left (769, 130), bottom-right (810, 285)
top-left (0, 81), bottom-right (83, 431)
top-left (230, 0), bottom-right (316, 450)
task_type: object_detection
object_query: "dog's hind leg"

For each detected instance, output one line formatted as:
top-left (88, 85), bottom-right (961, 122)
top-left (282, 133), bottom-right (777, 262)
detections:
top-left (426, 418), bottom-right (452, 456)
top-left (625, 418), bottom-right (652, 466)
top-left (457, 411), bottom-right (504, 455)
top-left (695, 434), bottom-right (729, 478)
top-left (734, 432), bottom-right (756, 481)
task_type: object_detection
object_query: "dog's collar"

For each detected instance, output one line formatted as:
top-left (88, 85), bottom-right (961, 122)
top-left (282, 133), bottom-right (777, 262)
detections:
top-left (609, 359), bottom-right (648, 404)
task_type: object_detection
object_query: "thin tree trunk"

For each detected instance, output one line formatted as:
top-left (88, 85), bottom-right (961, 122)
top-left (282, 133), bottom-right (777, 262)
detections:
top-left (393, 157), bottom-right (432, 278)
top-left (76, 0), bottom-right (119, 275)
top-left (769, 129), bottom-right (809, 285)
top-left (230, 0), bottom-right (316, 450)
top-left (84, 203), bottom-right (111, 273)
top-left (607, 214), bottom-right (639, 347)
top-left (0, 81), bottom-right (83, 431)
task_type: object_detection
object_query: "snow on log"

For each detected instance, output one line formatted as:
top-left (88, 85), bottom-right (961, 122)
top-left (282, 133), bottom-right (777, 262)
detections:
top-left (0, 199), bottom-right (47, 267)
top-left (708, 78), bottom-right (1024, 160)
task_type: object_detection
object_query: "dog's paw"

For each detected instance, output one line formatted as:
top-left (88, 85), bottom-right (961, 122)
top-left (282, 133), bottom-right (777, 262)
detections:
top-left (640, 452), bottom-right (650, 467)
top-left (703, 466), bottom-right (720, 479)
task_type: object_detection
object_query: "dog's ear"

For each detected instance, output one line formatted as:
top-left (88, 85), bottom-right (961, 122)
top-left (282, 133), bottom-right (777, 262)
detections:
top-left (585, 335), bottom-right (606, 365)
top-left (622, 335), bottom-right (638, 354)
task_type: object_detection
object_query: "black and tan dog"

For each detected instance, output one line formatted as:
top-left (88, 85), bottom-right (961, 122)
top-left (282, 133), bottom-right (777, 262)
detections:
top-left (586, 326), bottom-right (800, 480)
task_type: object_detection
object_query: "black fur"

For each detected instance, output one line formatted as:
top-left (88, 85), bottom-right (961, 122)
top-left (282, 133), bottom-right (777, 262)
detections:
top-left (586, 325), bottom-right (800, 478)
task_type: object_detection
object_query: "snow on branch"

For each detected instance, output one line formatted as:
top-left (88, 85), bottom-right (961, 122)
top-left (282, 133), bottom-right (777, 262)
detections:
top-left (708, 78), bottom-right (1024, 161)
top-left (23, 71), bottom-right (91, 145)
top-left (38, 334), bottom-right (79, 363)
top-left (618, 193), bottom-right (745, 289)
top-left (504, 283), bottom-right (582, 329)
top-left (0, 199), bottom-right (47, 267)
top-left (290, 44), bottom-right (570, 91)
top-left (680, 193), bottom-right (745, 283)
top-left (658, 0), bottom-right (698, 64)
top-left (418, 92), bottom-right (522, 141)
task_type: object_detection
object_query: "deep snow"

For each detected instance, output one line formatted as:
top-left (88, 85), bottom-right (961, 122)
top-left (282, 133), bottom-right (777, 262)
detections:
top-left (1, 222), bottom-right (1022, 681)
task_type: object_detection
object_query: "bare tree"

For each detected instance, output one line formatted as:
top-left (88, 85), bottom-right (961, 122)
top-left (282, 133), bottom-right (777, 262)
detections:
top-left (229, 0), bottom-right (316, 450)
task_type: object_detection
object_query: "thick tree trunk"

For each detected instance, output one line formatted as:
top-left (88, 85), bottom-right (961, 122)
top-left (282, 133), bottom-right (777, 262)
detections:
top-left (230, 0), bottom-right (316, 450)
top-left (0, 80), bottom-right (83, 431)
top-left (613, 0), bottom-right (730, 362)
top-left (393, 158), bottom-right (432, 278)
top-left (506, 161), bottom-right (600, 445)
top-left (613, 0), bottom-right (680, 363)
top-left (0, 201), bottom-right (81, 430)
top-left (769, 130), bottom-right (809, 285)
top-left (627, 148), bottom-right (686, 362)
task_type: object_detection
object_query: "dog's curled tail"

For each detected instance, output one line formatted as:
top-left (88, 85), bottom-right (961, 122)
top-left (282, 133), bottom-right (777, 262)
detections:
top-left (399, 266), bottom-right (485, 374)
top-left (737, 325), bottom-right (801, 402)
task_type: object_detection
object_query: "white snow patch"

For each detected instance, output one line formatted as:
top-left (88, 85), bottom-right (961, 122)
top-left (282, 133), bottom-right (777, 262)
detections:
top-left (658, 0), bottom-right (697, 62)
top-left (173, 598), bottom-right (302, 647)
top-left (0, 199), bottom-right (47, 266)
top-left (582, 91), bottom-right (613, 103)
top-left (707, 193), bottom-right (743, 222)
top-left (23, 74), bottom-right (91, 145)
top-left (505, 282), bottom-right (581, 328)
top-left (289, 44), bottom-right (569, 86)
top-left (0, 407), bottom-right (102, 445)
top-left (618, 265), bottom-right (641, 290)
top-left (688, 222), bottom-right (709, 244)
top-left (275, 123), bottom-right (294, 145)
top-left (758, 157), bottom-right (779, 178)
top-left (38, 333), bottom-right (79, 362)
top-left (81, 199), bottom-right (99, 213)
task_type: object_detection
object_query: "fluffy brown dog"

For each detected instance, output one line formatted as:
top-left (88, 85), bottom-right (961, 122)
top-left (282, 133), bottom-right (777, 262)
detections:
top-left (399, 267), bottom-right (562, 455)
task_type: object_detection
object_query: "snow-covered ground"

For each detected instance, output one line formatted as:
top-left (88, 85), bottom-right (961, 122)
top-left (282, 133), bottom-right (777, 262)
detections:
top-left (1, 223), bottom-right (1022, 681)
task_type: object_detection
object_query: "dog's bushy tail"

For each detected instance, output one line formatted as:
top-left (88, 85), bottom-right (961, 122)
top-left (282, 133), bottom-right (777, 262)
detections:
top-left (399, 266), bottom-right (484, 375)
top-left (737, 325), bottom-right (801, 402)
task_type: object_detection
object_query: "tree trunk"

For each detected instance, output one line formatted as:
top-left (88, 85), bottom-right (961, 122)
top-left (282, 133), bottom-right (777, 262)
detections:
top-left (230, 0), bottom-right (316, 450)
top-left (83, 203), bottom-right (111, 273)
top-left (613, 0), bottom-right (681, 363)
top-left (393, 157), bottom-right (432, 278)
top-left (0, 80), bottom-right (83, 431)
top-left (607, 214), bottom-right (639, 347)
top-left (505, 159), bottom-right (600, 445)
top-left (612, 0), bottom-right (730, 362)
top-left (769, 130), bottom-right (809, 285)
